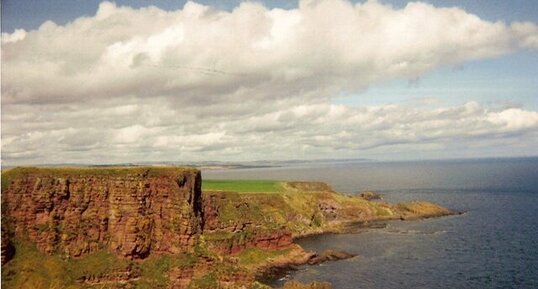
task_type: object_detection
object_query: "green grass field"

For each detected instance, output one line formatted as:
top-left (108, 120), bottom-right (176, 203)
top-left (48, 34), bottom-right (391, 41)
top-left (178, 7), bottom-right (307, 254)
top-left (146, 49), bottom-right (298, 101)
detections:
top-left (1, 166), bottom-right (197, 193)
top-left (202, 179), bottom-right (284, 193)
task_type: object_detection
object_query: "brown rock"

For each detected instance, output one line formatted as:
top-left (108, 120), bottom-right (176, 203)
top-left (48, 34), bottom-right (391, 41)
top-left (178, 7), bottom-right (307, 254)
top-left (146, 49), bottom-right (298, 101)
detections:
top-left (283, 281), bottom-right (333, 289)
top-left (359, 191), bottom-right (381, 200)
top-left (307, 249), bottom-right (355, 265)
top-left (2, 167), bottom-right (203, 259)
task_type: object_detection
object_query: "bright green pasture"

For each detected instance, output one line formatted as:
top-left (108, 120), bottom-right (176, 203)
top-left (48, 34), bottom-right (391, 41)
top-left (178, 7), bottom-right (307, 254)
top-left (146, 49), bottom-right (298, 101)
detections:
top-left (202, 179), bottom-right (284, 193)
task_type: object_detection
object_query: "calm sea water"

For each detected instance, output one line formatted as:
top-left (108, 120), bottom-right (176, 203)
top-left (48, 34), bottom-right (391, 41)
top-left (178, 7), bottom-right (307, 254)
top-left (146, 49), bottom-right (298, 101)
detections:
top-left (203, 158), bottom-right (538, 289)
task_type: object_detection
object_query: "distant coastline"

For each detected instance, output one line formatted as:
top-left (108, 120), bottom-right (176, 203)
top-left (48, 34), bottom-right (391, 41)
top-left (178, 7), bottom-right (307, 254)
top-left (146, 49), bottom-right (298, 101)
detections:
top-left (3, 156), bottom-right (537, 171)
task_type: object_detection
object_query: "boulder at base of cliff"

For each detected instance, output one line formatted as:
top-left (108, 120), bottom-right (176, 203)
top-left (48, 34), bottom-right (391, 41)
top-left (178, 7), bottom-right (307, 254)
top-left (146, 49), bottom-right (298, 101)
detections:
top-left (283, 280), bottom-right (333, 289)
top-left (359, 191), bottom-right (381, 200)
top-left (307, 249), bottom-right (355, 265)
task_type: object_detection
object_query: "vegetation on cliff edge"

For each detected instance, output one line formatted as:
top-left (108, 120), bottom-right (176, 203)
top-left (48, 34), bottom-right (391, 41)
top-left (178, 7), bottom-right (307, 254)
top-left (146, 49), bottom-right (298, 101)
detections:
top-left (202, 179), bottom-right (284, 193)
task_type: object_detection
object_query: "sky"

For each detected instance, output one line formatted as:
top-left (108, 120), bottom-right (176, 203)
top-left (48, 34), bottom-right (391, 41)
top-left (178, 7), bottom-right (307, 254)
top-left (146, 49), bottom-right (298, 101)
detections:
top-left (1, 0), bottom-right (538, 165)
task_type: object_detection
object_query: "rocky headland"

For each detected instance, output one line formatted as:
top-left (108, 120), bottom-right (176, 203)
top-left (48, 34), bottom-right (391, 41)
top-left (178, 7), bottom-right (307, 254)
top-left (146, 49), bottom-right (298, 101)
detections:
top-left (1, 167), bottom-right (455, 289)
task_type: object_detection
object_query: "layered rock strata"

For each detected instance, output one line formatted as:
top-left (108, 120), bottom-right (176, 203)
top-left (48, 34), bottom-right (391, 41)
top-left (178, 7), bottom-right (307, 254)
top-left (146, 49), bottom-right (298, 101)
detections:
top-left (1, 167), bottom-right (202, 260)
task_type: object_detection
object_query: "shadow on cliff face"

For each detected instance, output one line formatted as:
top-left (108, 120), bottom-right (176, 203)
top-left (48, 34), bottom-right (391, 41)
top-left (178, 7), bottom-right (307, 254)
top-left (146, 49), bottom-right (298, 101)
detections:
top-left (1, 240), bottom-right (16, 265)
top-left (193, 172), bottom-right (205, 230)
top-left (1, 208), bottom-right (16, 265)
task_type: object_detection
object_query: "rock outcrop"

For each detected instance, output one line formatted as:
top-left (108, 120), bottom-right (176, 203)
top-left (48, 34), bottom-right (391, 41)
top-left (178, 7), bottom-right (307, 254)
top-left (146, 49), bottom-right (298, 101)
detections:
top-left (306, 249), bottom-right (355, 265)
top-left (202, 191), bottom-right (294, 255)
top-left (359, 191), bottom-right (381, 200)
top-left (283, 281), bottom-right (333, 289)
top-left (1, 167), bottom-right (202, 260)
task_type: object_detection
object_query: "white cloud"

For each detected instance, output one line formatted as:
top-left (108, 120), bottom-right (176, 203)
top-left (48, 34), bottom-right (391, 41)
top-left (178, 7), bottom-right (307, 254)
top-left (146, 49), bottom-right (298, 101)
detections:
top-left (113, 125), bottom-right (153, 144)
top-left (3, 0), bottom-right (538, 106)
top-left (2, 0), bottom-right (538, 164)
top-left (487, 108), bottom-right (538, 131)
top-left (2, 98), bottom-right (537, 164)
top-left (511, 22), bottom-right (538, 49)
top-left (1, 29), bottom-right (27, 43)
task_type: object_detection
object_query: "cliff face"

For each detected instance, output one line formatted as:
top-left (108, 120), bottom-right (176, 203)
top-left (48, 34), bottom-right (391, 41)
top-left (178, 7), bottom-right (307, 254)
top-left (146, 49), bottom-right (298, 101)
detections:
top-left (1, 167), bottom-right (202, 261)
top-left (201, 183), bottom-right (453, 256)
top-left (202, 192), bottom-right (294, 255)
top-left (200, 187), bottom-right (380, 257)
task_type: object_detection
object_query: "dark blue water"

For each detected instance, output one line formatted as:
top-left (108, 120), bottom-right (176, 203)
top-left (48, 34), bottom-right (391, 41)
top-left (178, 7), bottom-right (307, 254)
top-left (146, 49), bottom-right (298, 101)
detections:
top-left (203, 158), bottom-right (538, 289)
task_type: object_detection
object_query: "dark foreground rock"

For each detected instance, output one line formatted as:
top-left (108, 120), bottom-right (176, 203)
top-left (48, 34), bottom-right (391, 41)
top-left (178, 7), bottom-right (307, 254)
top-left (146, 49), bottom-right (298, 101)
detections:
top-left (307, 249), bottom-right (355, 265)
top-left (359, 191), bottom-right (381, 200)
top-left (283, 280), bottom-right (333, 289)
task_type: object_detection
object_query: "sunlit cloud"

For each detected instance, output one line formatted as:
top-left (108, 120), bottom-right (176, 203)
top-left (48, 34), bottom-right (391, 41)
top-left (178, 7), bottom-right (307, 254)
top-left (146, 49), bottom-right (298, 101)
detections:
top-left (2, 0), bottom-right (538, 164)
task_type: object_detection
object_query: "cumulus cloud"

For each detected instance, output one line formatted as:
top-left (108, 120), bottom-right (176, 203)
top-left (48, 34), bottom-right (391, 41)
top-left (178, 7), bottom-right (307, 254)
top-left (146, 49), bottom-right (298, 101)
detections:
top-left (3, 0), bottom-right (538, 106)
top-left (3, 99), bottom-right (538, 164)
top-left (2, 0), bottom-right (538, 164)
top-left (1, 29), bottom-right (27, 43)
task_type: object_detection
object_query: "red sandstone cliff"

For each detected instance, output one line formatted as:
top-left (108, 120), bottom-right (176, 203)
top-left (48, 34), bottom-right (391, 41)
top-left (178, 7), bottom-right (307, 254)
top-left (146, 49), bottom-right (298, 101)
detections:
top-left (202, 191), bottom-right (294, 255)
top-left (1, 167), bottom-right (203, 261)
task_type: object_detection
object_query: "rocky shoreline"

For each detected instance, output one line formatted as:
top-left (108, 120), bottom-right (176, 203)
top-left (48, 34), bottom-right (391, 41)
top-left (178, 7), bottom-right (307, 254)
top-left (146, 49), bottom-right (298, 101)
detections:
top-left (255, 212), bottom-right (459, 288)
top-left (257, 247), bottom-right (356, 280)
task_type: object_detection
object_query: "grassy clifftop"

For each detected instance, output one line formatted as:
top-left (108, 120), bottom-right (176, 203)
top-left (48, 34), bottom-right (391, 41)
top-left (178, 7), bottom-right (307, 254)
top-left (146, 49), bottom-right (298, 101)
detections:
top-left (202, 179), bottom-right (452, 240)
top-left (202, 180), bottom-right (284, 193)
top-left (1, 166), bottom-right (198, 193)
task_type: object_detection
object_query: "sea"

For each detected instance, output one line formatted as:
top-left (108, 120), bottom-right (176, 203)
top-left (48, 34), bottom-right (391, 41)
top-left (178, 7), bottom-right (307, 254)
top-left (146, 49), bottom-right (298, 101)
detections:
top-left (203, 157), bottom-right (538, 289)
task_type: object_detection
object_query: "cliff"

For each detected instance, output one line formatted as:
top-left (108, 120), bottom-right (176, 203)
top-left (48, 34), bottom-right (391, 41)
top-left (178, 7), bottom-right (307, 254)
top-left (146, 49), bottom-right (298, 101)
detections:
top-left (1, 167), bottom-right (454, 289)
top-left (200, 180), bottom-right (452, 285)
top-left (1, 167), bottom-right (202, 261)
top-left (202, 181), bottom-right (452, 250)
